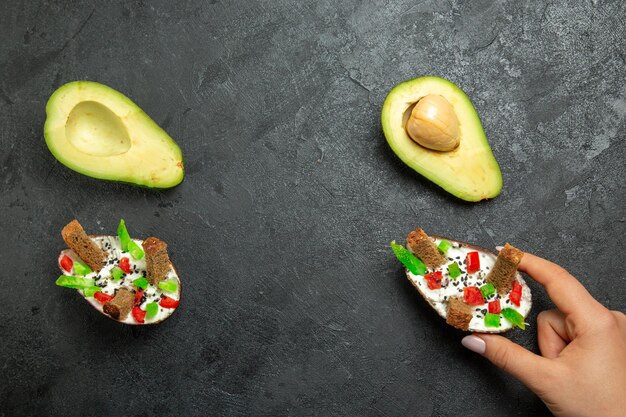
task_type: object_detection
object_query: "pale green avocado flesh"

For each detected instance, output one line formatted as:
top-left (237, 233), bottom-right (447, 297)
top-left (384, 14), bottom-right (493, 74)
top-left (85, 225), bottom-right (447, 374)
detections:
top-left (382, 76), bottom-right (502, 201)
top-left (44, 81), bottom-right (184, 188)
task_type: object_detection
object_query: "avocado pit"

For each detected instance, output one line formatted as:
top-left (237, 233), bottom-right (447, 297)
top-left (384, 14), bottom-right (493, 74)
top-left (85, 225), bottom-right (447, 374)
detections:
top-left (405, 94), bottom-right (460, 152)
top-left (65, 100), bottom-right (131, 157)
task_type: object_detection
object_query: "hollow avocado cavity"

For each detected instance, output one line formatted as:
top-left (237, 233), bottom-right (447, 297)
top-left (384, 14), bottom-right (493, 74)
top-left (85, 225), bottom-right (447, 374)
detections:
top-left (44, 81), bottom-right (184, 188)
top-left (66, 101), bottom-right (131, 156)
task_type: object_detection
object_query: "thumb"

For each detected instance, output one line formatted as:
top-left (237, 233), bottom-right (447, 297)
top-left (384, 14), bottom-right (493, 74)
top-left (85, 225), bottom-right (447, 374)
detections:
top-left (462, 334), bottom-right (551, 391)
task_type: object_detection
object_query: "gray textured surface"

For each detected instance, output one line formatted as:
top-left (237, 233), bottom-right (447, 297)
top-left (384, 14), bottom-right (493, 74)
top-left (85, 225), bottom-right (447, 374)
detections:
top-left (1, 0), bottom-right (625, 416)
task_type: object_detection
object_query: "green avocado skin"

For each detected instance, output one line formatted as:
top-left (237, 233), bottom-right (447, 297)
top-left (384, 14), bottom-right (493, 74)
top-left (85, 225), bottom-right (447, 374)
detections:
top-left (381, 76), bottom-right (502, 202)
top-left (44, 81), bottom-right (184, 189)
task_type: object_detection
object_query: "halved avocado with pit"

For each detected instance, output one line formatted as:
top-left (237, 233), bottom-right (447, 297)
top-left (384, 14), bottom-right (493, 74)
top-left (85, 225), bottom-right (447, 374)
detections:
top-left (382, 76), bottom-right (502, 201)
top-left (44, 81), bottom-right (184, 188)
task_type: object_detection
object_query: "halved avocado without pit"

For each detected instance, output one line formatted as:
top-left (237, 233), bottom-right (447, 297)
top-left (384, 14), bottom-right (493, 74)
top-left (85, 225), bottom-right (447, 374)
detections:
top-left (382, 76), bottom-right (502, 201)
top-left (44, 81), bottom-right (184, 188)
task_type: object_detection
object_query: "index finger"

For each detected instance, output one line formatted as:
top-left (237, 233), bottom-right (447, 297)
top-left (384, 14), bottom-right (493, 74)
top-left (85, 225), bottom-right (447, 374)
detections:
top-left (516, 251), bottom-right (605, 318)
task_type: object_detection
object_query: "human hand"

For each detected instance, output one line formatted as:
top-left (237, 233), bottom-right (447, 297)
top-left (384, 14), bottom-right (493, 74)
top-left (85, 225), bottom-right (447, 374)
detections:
top-left (461, 251), bottom-right (626, 417)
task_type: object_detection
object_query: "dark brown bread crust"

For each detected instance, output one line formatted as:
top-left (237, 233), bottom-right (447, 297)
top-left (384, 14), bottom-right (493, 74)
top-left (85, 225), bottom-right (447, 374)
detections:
top-left (486, 243), bottom-right (524, 294)
top-left (61, 219), bottom-right (106, 272)
top-left (406, 228), bottom-right (446, 269)
top-left (446, 296), bottom-right (473, 331)
top-left (142, 237), bottom-right (171, 286)
top-left (102, 288), bottom-right (134, 320)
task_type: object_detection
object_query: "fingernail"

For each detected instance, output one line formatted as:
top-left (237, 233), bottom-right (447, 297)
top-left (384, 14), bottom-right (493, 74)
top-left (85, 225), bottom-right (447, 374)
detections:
top-left (461, 335), bottom-right (486, 354)
top-left (495, 245), bottom-right (504, 251)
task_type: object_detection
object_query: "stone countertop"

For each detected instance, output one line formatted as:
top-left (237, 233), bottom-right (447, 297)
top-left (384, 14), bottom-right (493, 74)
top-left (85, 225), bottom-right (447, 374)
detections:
top-left (0, 1), bottom-right (624, 416)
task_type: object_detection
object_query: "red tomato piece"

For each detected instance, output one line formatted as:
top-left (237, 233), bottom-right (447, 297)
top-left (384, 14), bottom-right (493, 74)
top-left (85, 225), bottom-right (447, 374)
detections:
top-left (132, 306), bottom-right (146, 323)
top-left (488, 299), bottom-right (501, 314)
top-left (466, 252), bottom-right (480, 274)
top-left (424, 271), bottom-right (443, 290)
top-left (119, 257), bottom-right (131, 274)
top-left (160, 296), bottom-right (180, 309)
top-left (509, 280), bottom-right (522, 307)
top-left (134, 289), bottom-right (144, 306)
top-left (60, 255), bottom-right (73, 272)
top-left (94, 292), bottom-right (114, 304)
top-left (463, 286), bottom-right (485, 305)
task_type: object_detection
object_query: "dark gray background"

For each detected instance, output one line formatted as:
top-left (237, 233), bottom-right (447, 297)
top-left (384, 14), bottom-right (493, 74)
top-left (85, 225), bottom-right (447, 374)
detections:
top-left (1, 0), bottom-right (624, 416)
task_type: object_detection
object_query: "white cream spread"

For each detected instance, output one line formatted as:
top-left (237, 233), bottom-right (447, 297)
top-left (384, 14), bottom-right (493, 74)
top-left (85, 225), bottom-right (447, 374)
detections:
top-left (406, 238), bottom-right (531, 332)
top-left (59, 236), bottom-right (181, 324)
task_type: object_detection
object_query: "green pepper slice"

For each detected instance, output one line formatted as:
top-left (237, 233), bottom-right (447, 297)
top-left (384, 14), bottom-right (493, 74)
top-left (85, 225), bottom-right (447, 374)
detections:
top-left (145, 302), bottom-right (159, 319)
top-left (56, 275), bottom-right (96, 289)
top-left (484, 313), bottom-right (501, 327)
top-left (447, 262), bottom-right (462, 279)
top-left (480, 283), bottom-right (496, 299)
top-left (390, 241), bottom-right (427, 276)
top-left (82, 286), bottom-right (102, 297)
top-left (437, 239), bottom-right (452, 253)
top-left (73, 261), bottom-right (92, 276)
top-left (133, 277), bottom-right (149, 290)
top-left (117, 219), bottom-right (131, 251)
top-left (128, 241), bottom-right (144, 260)
top-left (111, 266), bottom-right (125, 281)
top-left (158, 280), bottom-right (178, 293)
top-left (117, 219), bottom-right (144, 260)
top-left (502, 308), bottom-right (526, 330)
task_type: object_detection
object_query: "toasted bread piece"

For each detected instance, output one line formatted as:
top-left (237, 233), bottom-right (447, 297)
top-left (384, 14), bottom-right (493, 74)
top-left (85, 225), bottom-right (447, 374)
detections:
top-left (142, 237), bottom-right (171, 286)
top-left (103, 288), bottom-right (134, 320)
top-left (446, 296), bottom-right (473, 330)
top-left (486, 243), bottom-right (524, 294)
top-left (61, 219), bottom-right (106, 272)
top-left (406, 228), bottom-right (446, 269)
